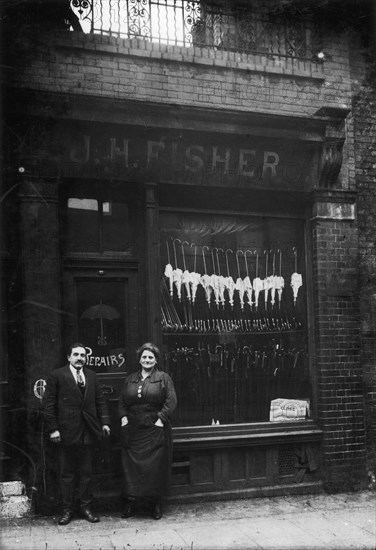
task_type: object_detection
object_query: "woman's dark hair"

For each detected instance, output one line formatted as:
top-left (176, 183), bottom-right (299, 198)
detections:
top-left (67, 342), bottom-right (87, 356)
top-left (136, 342), bottom-right (160, 363)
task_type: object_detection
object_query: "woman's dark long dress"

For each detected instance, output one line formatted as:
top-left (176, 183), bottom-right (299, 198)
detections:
top-left (118, 368), bottom-right (177, 503)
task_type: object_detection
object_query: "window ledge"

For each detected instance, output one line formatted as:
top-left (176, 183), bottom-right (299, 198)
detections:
top-left (63, 252), bottom-right (138, 262)
top-left (57, 31), bottom-right (325, 82)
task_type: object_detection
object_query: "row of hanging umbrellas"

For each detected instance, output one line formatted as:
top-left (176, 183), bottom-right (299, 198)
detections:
top-left (161, 278), bottom-right (303, 333)
top-left (164, 239), bottom-right (303, 310)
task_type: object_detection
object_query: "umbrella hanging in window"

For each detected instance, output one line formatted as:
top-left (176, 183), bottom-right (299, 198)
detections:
top-left (181, 240), bottom-right (192, 303)
top-left (189, 243), bottom-right (201, 305)
top-left (81, 300), bottom-right (121, 346)
top-left (224, 249), bottom-right (236, 309)
top-left (200, 245), bottom-right (213, 307)
top-left (252, 251), bottom-right (263, 310)
top-left (275, 249), bottom-right (285, 308)
top-left (164, 239), bottom-right (174, 296)
top-left (172, 238), bottom-right (183, 301)
top-left (291, 247), bottom-right (302, 306)
top-left (243, 250), bottom-right (254, 308)
top-left (235, 250), bottom-right (246, 310)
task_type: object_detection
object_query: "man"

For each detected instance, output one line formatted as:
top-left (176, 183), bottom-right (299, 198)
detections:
top-left (43, 343), bottom-right (111, 525)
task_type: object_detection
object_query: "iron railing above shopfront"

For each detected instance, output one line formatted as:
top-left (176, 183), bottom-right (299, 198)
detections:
top-left (68, 0), bottom-right (320, 63)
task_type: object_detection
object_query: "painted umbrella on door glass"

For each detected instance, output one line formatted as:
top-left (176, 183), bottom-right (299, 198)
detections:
top-left (81, 301), bottom-right (121, 345)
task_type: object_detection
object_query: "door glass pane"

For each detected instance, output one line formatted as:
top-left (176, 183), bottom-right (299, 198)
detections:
top-left (76, 279), bottom-right (127, 373)
top-left (160, 212), bottom-right (311, 427)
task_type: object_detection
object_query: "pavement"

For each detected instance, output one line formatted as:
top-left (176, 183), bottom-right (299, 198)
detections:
top-left (0, 490), bottom-right (375, 550)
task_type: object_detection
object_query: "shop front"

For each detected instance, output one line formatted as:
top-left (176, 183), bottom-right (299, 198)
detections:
top-left (4, 93), bottom-right (345, 504)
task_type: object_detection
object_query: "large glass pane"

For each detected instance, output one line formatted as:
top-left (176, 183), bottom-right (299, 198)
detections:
top-left (160, 211), bottom-right (311, 427)
top-left (66, 198), bottom-right (99, 253)
top-left (102, 201), bottom-right (129, 252)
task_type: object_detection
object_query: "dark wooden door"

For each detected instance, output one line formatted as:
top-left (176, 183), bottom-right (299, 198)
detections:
top-left (62, 265), bottom-right (141, 494)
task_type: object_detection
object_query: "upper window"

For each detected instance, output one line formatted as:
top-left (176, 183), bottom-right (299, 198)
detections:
top-left (65, 197), bottom-right (130, 255)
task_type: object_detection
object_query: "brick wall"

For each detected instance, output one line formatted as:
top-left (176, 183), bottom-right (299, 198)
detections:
top-left (312, 217), bottom-right (365, 489)
top-left (5, 27), bottom-right (352, 118)
top-left (349, 27), bottom-right (376, 481)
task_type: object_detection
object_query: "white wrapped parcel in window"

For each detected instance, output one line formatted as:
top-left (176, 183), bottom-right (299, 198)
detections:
top-left (270, 398), bottom-right (310, 422)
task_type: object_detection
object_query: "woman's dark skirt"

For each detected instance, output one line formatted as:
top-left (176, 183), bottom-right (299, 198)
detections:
top-left (120, 421), bottom-right (173, 500)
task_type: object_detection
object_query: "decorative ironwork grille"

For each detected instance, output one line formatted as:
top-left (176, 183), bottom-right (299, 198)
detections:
top-left (68, 0), bottom-right (319, 61)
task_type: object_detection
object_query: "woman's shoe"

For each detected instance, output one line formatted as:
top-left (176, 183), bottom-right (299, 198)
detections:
top-left (121, 503), bottom-right (133, 518)
top-left (151, 503), bottom-right (163, 520)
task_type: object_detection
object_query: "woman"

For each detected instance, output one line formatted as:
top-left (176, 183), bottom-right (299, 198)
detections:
top-left (118, 342), bottom-right (177, 520)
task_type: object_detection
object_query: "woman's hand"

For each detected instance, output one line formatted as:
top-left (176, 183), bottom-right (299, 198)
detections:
top-left (121, 416), bottom-right (128, 426)
top-left (50, 430), bottom-right (61, 443)
top-left (155, 418), bottom-right (164, 427)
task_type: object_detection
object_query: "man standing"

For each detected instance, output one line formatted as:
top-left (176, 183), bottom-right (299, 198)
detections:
top-left (43, 343), bottom-right (111, 525)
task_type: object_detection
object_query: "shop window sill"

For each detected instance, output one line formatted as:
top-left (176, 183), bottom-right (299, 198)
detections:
top-left (173, 420), bottom-right (322, 450)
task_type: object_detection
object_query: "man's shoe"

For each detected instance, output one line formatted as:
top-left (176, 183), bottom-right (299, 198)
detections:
top-left (80, 507), bottom-right (100, 523)
top-left (121, 503), bottom-right (133, 518)
top-left (58, 511), bottom-right (73, 525)
top-left (151, 503), bottom-right (163, 520)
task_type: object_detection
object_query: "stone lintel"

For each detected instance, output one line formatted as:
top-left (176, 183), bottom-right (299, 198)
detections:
top-left (311, 189), bottom-right (356, 220)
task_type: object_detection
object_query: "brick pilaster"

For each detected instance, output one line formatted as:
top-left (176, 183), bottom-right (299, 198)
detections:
top-left (311, 190), bottom-right (366, 490)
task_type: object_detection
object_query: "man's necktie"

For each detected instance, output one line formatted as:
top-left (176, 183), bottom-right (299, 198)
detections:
top-left (76, 368), bottom-right (85, 389)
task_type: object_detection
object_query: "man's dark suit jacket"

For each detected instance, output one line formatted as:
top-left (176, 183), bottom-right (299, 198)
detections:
top-left (43, 365), bottom-right (110, 445)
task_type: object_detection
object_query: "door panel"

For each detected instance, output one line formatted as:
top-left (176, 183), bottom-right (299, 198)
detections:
top-left (62, 266), bottom-right (141, 490)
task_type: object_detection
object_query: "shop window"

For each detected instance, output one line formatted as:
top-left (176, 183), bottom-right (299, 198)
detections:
top-left (66, 197), bottom-right (129, 254)
top-left (160, 211), bottom-right (311, 427)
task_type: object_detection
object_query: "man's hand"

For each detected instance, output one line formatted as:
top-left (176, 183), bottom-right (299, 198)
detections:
top-left (50, 430), bottom-right (61, 443)
top-left (155, 418), bottom-right (164, 427)
top-left (102, 425), bottom-right (111, 437)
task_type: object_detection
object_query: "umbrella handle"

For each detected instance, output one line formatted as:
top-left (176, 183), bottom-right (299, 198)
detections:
top-left (181, 241), bottom-right (189, 271)
top-left (191, 242), bottom-right (197, 273)
top-left (166, 240), bottom-right (171, 265)
top-left (173, 238), bottom-right (181, 269)
top-left (215, 248), bottom-right (223, 276)
top-left (277, 249), bottom-right (282, 276)
top-left (236, 250), bottom-right (244, 279)
top-left (202, 245), bottom-right (209, 274)
top-left (244, 250), bottom-right (253, 278)
top-left (264, 250), bottom-right (269, 278)
top-left (98, 317), bottom-right (107, 346)
top-left (225, 249), bottom-right (233, 277)
top-left (293, 246), bottom-right (297, 272)
top-left (211, 248), bottom-right (217, 275)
